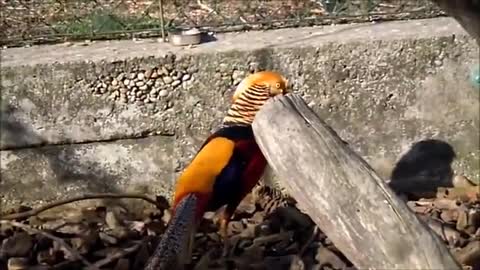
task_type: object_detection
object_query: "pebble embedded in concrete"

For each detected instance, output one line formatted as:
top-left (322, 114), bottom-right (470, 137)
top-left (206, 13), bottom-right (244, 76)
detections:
top-left (88, 61), bottom-right (197, 106)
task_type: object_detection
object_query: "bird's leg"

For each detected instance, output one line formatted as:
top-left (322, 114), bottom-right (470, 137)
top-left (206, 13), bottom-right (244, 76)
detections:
top-left (219, 215), bottom-right (229, 240)
top-left (218, 207), bottom-right (238, 257)
top-left (218, 210), bottom-right (232, 257)
top-left (218, 201), bottom-right (243, 257)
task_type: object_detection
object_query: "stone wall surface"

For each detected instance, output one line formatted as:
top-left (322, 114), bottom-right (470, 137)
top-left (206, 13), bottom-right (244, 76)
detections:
top-left (1, 17), bottom-right (479, 211)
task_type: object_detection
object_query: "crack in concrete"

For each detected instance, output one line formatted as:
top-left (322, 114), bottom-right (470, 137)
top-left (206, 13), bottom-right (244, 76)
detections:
top-left (0, 133), bottom-right (175, 152)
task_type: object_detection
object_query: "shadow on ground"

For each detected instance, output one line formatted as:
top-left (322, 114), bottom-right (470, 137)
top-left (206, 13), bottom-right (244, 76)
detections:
top-left (388, 139), bottom-right (456, 199)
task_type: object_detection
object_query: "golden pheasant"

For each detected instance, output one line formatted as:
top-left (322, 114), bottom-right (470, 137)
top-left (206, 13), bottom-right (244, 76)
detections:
top-left (144, 71), bottom-right (289, 269)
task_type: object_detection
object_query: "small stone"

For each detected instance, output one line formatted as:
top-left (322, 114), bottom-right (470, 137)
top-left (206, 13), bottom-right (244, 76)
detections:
top-left (453, 175), bottom-right (476, 187)
top-left (116, 73), bottom-right (125, 81)
top-left (145, 103), bottom-right (156, 112)
top-left (7, 257), bottom-right (29, 270)
top-left (227, 221), bottom-right (245, 236)
top-left (454, 240), bottom-right (480, 266)
top-left (457, 210), bottom-right (469, 231)
top-left (139, 85), bottom-right (148, 91)
top-left (112, 79), bottom-right (118, 86)
top-left (99, 232), bottom-right (118, 245)
top-left (137, 72), bottom-right (145, 81)
top-left (434, 60), bottom-right (443, 66)
top-left (110, 225), bottom-right (130, 240)
top-left (114, 258), bottom-right (130, 270)
top-left (129, 80), bottom-right (136, 87)
top-left (123, 79), bottom-right (130, 86)
top-left (232, 70), bottom-right (244, 80)
top-left (163, 76), bottom-right (173, 84)
top-left (37, 249), bottom-right (58, 265)
top-left (149, 97), bottom-right (157, 103)
top-left (162, 210), bottom-right (172, 224)
top-left (146, 80), bottom-right (154, 86)
top-left (154, 80), bottom-right (163, 87)
top-left (161, 66), bottom-right (169, 75)
top-left (129, 73), bottom-right (136, 79)
top-left (164, 63), bottom-right (173, 72)
top-left (262, 255), bottom-right (303, 270)
top-left (1, 232), bottom-right (33, 257)
top-left (187, 66), bottom-right (198, 74)
top-left (173, 72), bottom-right (181, 81)
top-left (136, 81), bottom-right (145, 87)
top-left (159, 90), bottom-right (168, 97)
top-left (172, 80), bottom-right (181, 87)
top-left (218, 63), bottom-right (228, 73)
top-left (182, 74), bottom-right (191, 81)
top-left (440, 210), bottom-right (458, 223)
top-left (71, 233), bottom-right (97, 255)
top-left (315, 246), bottom-right (346, 269)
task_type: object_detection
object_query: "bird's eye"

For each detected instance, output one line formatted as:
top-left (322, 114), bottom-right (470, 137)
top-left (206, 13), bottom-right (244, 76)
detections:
top-left (275, 82), bottom-right (281, 88)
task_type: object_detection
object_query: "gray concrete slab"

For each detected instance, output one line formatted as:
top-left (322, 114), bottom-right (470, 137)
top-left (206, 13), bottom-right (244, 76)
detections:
top-left (0, 135), bottom-right (175, 210)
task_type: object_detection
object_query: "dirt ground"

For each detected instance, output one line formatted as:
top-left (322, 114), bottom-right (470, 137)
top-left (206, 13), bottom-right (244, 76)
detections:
top-left (0, 175), bottom-right (478, 270)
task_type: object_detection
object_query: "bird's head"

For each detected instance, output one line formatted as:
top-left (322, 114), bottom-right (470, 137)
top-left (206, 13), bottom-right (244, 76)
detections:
top-left (224, 71), bottom-right (289, 125)
top-left (231, 71), bottom-right (289, 102)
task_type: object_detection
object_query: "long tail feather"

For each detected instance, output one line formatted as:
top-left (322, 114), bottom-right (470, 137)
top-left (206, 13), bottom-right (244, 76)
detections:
top-left (144, 194), bottom-right (197, 270)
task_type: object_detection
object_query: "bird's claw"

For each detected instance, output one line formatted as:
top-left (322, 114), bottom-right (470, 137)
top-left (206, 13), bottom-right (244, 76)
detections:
top-left (221, 240), bottom-right (230, 258)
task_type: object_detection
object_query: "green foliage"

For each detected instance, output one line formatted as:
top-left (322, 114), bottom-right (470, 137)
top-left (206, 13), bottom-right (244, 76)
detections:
top-left (53, 9), bottom-right (163, 37)
top-left (322, 0), bottom-right (376, 15)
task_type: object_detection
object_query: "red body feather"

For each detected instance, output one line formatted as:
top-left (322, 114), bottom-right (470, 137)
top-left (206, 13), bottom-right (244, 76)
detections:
top-left (172, 125), bottom-right (267, 224)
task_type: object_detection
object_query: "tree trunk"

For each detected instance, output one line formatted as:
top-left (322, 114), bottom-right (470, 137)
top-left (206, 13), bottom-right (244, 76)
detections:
top-left (251, 93), bottom-right (461, 269)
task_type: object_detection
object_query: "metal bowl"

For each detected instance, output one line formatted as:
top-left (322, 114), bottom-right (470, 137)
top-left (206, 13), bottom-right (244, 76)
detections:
top-left (168, 27), bottom-right (202, 46)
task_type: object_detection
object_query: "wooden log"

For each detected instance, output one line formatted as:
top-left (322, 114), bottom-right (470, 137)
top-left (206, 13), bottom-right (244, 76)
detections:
top-left (251, 93), bottom-right (461, 270)
top-left (430, 0), bottom-right (480, 46)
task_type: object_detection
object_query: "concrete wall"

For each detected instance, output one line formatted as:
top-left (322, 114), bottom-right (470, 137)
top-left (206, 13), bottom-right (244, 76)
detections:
top-left (1, 17), bottom-right (479, 211)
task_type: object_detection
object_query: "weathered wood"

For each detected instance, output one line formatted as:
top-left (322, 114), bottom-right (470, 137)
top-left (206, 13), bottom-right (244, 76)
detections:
top-left (251, 94), bottom-right (461, 270)
top-left (430, 0), bottom-right (480, 46)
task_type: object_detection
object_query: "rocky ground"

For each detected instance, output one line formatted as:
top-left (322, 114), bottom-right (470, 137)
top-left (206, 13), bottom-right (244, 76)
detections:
top-left (0, 175), bottom-right (479, 270)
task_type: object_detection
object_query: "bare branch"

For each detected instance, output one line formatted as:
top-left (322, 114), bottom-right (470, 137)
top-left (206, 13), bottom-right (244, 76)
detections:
top-left (0, 193), bottom-right (166, 221)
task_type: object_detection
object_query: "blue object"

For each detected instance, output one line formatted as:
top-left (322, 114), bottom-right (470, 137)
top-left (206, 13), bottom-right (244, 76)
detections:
top-left (471, 65), bottom-right (480, 89)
